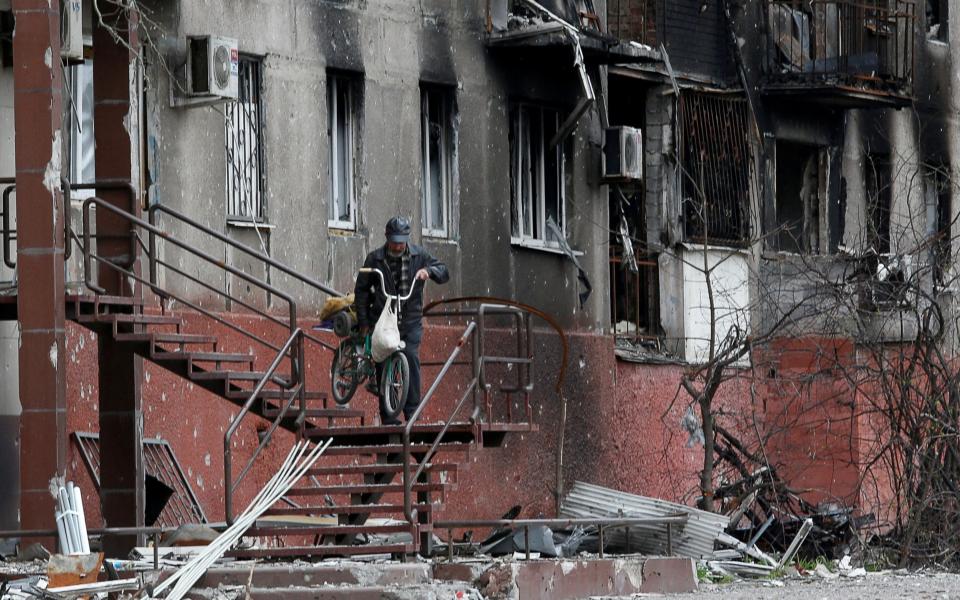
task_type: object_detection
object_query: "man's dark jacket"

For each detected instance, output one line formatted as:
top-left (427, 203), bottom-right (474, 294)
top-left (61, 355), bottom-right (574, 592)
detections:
top-left (354, 244), bottom-right (450, 331)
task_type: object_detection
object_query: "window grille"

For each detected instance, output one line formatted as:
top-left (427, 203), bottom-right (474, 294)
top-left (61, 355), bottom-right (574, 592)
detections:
top-left (225, 57), bottom-right (265, 221)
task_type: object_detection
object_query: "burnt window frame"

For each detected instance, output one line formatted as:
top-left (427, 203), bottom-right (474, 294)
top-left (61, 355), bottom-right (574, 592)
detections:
top-left (225, 54), bottom-right (266, 223)
top-left (929, 163), bottom-right (952, 286)
top-left (508, 102), bottom-right (568, 248)
top-left (420, 84), bottom-right (457, 239)
top-left (926, 0), bottom-right (949, 42)
top-left (771, 139), bottom-right (837, 254)
top-left (865, 153), bottom-right (892, 254)
top-left (679, 91), bottom-right (755, 247)
top-left (327, 71), bottom-right (362, 231)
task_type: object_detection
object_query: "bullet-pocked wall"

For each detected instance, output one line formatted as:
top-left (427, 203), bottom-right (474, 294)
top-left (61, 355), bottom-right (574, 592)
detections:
top-left (141, 0), bottom-right (609, 331)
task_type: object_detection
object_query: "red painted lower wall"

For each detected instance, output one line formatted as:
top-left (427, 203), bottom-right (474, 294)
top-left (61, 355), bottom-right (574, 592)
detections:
top-left (60, 314), bottom-right (873, 530)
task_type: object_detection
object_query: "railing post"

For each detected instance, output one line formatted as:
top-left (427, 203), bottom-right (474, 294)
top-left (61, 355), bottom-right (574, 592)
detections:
top-left (224, 436), bottom-right (233, 525)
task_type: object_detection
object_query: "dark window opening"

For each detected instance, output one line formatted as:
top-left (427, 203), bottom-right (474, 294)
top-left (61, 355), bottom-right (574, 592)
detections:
top-left (865, 154), bottom-right (891, 254)
top-left (609, 186), bottom-right (659, 342)
top-left (607, 0), bottom-right (657, 46)
top-left (927, 0), bottom-right (948, 42)
top-left (774, 141), bottom-right (822, 253)
top-left (0, 11), bottom-right (12, 69)
top-left (680, 92), bottom-right (755, 246)
top-left (931, 165), bottom-right (952, 286)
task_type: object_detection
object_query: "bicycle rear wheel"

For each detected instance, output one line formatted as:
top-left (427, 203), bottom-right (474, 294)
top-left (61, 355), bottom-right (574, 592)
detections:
top-left (379, 351), bottom-right (410, 420)
top-left (331, 338), bottom-right (361, 405)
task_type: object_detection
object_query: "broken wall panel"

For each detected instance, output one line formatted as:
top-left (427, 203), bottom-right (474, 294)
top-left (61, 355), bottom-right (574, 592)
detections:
top-left (680, 92), bottom-right (756, 246)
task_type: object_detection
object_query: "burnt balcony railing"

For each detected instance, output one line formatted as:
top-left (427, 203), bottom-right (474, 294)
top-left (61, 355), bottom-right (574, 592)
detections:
top-left (763, 0), bottom-right (915, 104)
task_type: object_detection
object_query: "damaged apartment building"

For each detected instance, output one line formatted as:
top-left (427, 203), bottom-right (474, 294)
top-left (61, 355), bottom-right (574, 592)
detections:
top-left (0, 0), bottom-right (954, 559)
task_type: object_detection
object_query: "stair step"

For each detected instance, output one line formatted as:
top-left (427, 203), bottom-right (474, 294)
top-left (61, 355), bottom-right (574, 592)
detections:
top-left (304, 423), bottom-right (475, 437)
top-left (263, 407), bottom-right (356, 420)
top-left (305, 463), bottom-right (457, 476)
top-left (287, 482), bottom-right (450, 496)
top-left (247, 524), bottom-right (414, 537)
top-left (318, 444), bottom-right (471, 457)
top-left (263, 503), bottom-right (438, 516)
top-left (114, 332), bottom-right (217, 345)
top-left (226, 389), bottom-right (328, 401)
top-left (110, 313), bottom-right (183, 325)
top-left (228, 543), bottom-right (415, 559)
top-left (152, 351), bottom-right (254, 364)
top-left (190, 370), bottom-right (287, 382)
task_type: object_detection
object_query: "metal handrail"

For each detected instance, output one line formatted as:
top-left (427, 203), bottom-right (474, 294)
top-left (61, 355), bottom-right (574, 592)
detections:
top-left (224, 328), bottom-right (305, 524)
top-left (149, 204), bottom-right (341, 352)
top-left (82, 197), bottom-right (300, 366)
top-left (402, 321), bottom-right (479, 523)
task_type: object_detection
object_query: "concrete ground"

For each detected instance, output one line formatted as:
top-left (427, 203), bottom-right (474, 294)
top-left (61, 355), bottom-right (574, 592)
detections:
top-left (596, 570), bottom-right (960, 599)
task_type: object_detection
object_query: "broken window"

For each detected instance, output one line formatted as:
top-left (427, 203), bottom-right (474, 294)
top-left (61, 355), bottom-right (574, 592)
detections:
top-left (607, 0), bottom-right (656, 46)
top-left (929, 164), bottom-right (952, 285)
top-left (67, 58), bottom-right (95, 200)
top-left (774, 141), bottom-right (822, 253)
top-left (927, 0), bottom-right (948, 42)
top-left (421, 85), bottom-right (456, 238)
top-left (609, 186), bottom-right (659, 342)
top-left (680, 92), bottom-right (755, 246)
top-left (510, 104), bottom-right (566, 245)
top-left (225, 56), bottom-right (265, 222)
top-left (328, 72), bottom-right (360, 230)
top-left (865, 154), bottom-right (892, 254)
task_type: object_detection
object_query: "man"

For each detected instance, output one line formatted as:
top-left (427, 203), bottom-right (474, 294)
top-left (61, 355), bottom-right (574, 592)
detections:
top-left (354, 216), bottom-right (450, 425)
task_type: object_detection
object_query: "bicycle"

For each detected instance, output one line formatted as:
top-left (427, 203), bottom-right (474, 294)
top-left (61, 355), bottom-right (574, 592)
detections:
top-left (329, 267), bottom-right (420, 421)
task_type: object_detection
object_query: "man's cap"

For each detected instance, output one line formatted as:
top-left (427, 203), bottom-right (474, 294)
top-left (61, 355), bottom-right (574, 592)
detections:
top-left (385, 216), bottom-right (411, 243)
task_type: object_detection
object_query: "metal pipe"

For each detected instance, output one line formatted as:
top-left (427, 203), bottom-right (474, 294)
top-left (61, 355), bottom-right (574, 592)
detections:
top-left (2, 184), bottom-right (16, 270)
top-left (432, 517), bottom-right (688, 528)
top-left (403, 322), bottom-right (478, 522)
top-left (224, 328), bottom-right (303, 524)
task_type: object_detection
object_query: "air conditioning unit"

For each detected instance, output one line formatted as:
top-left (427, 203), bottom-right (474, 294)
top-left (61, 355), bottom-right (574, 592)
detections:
top-left (60, 0), bottom-right (83, 62)
top-left (186, 35), bottom-right (239, 100)
top-left (603, 126), bottom-right (643, 181)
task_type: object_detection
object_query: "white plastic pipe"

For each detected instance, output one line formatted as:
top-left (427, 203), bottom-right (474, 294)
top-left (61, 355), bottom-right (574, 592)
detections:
top-left (156, 439), bottom-right (329, 599)
top-left (71, 485), bottom-right (90, 554)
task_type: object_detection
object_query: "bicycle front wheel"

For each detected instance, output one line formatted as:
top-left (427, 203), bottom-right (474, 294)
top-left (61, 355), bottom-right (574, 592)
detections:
top-left (379, 351), bottom-right (410, 420)
top-left (331, 338), bottom-right (361, 405)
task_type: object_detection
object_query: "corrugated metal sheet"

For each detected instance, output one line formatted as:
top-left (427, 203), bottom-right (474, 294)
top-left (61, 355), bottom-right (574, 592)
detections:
top-left (560, 481), bottom-right (729, 558)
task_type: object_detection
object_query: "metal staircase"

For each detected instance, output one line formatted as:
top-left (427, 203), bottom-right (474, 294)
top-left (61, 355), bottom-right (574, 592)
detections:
top-left (2, 180), bottom-right (543, 559)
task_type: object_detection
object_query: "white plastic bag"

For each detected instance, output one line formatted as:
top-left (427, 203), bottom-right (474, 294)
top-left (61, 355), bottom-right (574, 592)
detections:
top-left (370, 300), bottom-right (404, 363)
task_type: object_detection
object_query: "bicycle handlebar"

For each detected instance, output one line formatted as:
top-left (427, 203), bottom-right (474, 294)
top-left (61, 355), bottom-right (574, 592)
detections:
top-left (359, 267), bottom-right (422, 302)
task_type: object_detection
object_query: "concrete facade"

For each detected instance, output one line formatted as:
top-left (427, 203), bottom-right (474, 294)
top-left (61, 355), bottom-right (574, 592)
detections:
top-left (1, 0), bottom-right (959, 541)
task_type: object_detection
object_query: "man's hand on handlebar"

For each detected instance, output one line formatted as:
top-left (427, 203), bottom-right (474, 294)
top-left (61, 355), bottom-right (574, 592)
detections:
top-left (415, 268), bottom-right (431, 282)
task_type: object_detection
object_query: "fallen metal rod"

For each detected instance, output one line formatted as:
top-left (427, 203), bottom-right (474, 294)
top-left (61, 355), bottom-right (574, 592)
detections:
top-left (433, 517), bottom-right (687, 528)
top-left (0, 526), bottom-right (171, 538)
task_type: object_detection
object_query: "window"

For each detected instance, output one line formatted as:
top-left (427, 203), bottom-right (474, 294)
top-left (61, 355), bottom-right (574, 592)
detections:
top-left (328, 73), bottom-right (359, 229)
top-left (67, 59), bottom-right (95, 199)
top-left (421, 86), bottom-right (455, 238)
top-left (510, 104), bottom-right (565, 245)
top-left (774, 141), bottom-right (821, 253)
top-left (680, 92), bottom-right (754, 245)
top-left (929, 165), bottom-right (952, 285)
top-left (607, 0), bottom-right (656, 46)
top-left (609, 186), bottom-right (659, 342)
top-left (927, 0), bottom-right (948, 42)
top-left (865, 154), bottom-right (892, 254)
top-left (225, 56), bottom-right (265, 221)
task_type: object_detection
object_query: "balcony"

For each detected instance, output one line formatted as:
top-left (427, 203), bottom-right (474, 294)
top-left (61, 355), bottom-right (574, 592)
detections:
top-left (762, 0), bottom-right (915, 107)
top-left (485, 0), bottom-right (660, 64)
